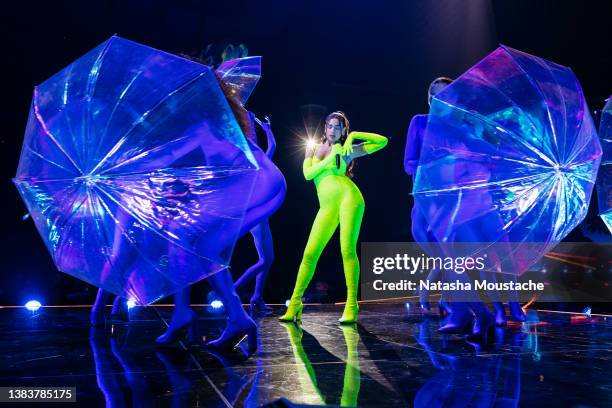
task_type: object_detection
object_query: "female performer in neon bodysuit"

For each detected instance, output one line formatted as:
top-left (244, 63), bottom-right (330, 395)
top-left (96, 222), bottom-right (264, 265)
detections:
top-left (280, 111), bottom-right (387, 324)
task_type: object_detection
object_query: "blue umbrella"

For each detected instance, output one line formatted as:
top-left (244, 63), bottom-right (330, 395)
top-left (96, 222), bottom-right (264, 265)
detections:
top-left (596, 97), bottom-right (612, 233)
top-left (413, 46), bottom-right (602, 274)
top-left (13, 36), bottom-right (259, 304)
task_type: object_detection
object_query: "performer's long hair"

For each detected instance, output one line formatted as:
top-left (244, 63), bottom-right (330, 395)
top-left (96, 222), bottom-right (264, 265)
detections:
top-left (179, 52), bottom-right (253, 138)
top-left (322, 111), bottom-right (355, 178)
top-left (215, 74), bottom-right (254, 138)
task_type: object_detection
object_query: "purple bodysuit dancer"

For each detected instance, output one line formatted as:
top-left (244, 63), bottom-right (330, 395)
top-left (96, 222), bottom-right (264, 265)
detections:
top-left (154, 98), bottom-right (286, 350)
top-left (233, 112), bottom-right (286, 313)
top-left (90, 71), bottom-right (286, 351)
top-left (405, 78), bottom-right (496, 339)
top-left (405, 114), bottom-right (446, 312)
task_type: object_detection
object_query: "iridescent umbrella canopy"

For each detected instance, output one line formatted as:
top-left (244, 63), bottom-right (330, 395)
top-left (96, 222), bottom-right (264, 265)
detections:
top-left (216, 56), bottom-right (261, 105)
top-left (413, 46), bottom-right (602, 274)
top-left (13, 36), bottom-right (260, 304)
top-left (597, 97), bottom-right (612, 233)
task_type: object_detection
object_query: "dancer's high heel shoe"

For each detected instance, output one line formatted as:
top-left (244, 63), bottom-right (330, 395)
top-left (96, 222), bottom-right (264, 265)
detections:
top-left (438, 305), bottom-right (473, 334)
top-left (438, 300), bottom-right (451, 317)
top-left (279, 299), bottom-right (303, 322)
top-left (492, 302), bottom-right (508, 327)
top-left (206, 316), bottom-right (258, 354)
top-left (250, 296), bottom-right (273, 314)
top-left (509, 302), bottom-right (526, 322)
top-left (339, 301), bottom-right (359, 324)
top-left (156, 310), bottom-right (200, 346)
top-left (466, 309), bottom-right (495, 343)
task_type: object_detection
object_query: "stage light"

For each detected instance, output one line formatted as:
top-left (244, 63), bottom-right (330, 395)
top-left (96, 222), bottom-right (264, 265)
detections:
top-left (126, 299), bottom-right (136, 310)
top-left (305, 138), bottom-right (317, 150)
top-left (24, 300), bottom-right (41, 311)
top-left (285, 300), bottom-right (291, 307)
top-left (206, 291), bottom-right (223, 311)
top-left (582, 307), bottom-right (592, 318)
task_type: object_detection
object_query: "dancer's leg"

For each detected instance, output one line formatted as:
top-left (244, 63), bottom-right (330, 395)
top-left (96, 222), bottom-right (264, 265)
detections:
top-left (110, 295), bottom-right (129, 322)
top-left (338, 199), bottom-right (365, 324)
top-left (233, 221), bottom-right (275, 311)
top-left (156, 235), bottom-right (202, 345)
top-left (233, 176), bottom-right (285, 294)
top-left (280, 207), bottom-right (339, 321)
top-left (206, 268), bottom-right (258, 352)
top-left (482, 252), bottom-right (507, 326)
top-left (91, 289), bottom-right (111, 327)
top-left (91, 207), bottom-right (137, 326)
top-left (492, 302), bottom-right (507, 326)
top-left (438, 302), bottom-right (473, 333)
top-left (438, 269), bottom-right (474, 333)
top-left (250, 221), bottom-right (274, 307)
top-left (419, 268), bottom-right (441, 313)
top-left (467, 301), bottom-right (495, 341)
top-left (411, 205), bottom-right (439, 312)
top-left (155, 287), bottom-right (197, 344)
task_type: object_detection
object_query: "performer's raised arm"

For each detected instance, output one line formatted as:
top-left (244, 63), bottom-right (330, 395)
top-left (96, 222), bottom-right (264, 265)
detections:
top-left (342, 131), bottom-right (388, 160)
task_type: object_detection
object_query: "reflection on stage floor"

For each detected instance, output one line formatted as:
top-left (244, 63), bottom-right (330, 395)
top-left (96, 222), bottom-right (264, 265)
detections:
top-left (0, 303), bottom-right (610, 407)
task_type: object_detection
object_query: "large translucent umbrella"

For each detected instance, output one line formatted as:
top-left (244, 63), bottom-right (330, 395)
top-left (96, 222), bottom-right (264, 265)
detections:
top-left (216, 56), bottom-right (261, 105)
top-left (597, 97), bottom-right (612, 233)
top-left (13, 36), bottom-right (260, 304)
top-left (413, 46), bottom-right (602, 274)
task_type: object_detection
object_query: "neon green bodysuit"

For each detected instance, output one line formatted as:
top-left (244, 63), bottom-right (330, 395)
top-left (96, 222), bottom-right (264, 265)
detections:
top-left (280, 131), bottom-right (388, 323)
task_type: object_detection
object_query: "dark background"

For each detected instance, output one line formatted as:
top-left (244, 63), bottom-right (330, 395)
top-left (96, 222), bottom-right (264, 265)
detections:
top-left (1, 1), bottom-right (610, 305)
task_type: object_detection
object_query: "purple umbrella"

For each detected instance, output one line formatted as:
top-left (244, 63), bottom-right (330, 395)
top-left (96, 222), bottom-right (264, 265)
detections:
top-left (13, 36), bottom-right (260, 304)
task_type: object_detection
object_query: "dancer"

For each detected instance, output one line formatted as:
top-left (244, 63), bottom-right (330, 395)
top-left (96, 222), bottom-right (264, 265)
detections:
top-left (280, 111), bottom-right (387, 324)
top-left (405, 77), bottom-right (452, 315)
top-left (405, 77), bottom-right (496, 338)
top-left (233, 113), bottom-right (286, 313)
top-left (155, 73), bottom-right (286, 350)
top-left (405, 77), bottom-right (464, 327)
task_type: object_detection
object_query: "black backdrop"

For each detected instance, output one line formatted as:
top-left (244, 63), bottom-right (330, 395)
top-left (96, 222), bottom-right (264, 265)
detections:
top-left (1, 1), bottom-right (610, 305)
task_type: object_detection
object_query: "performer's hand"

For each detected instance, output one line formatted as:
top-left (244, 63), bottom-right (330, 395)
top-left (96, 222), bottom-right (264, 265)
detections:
top-left (305, 144), bottom-right (315, 158)
top-left (342, 134), bottom-right (354, 156)
top-left (259, 115), bottom-right (272, 133)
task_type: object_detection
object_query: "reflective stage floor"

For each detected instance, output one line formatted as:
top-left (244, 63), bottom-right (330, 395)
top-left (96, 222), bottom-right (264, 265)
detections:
top-left (0, 303), bottom-right (610, 407)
